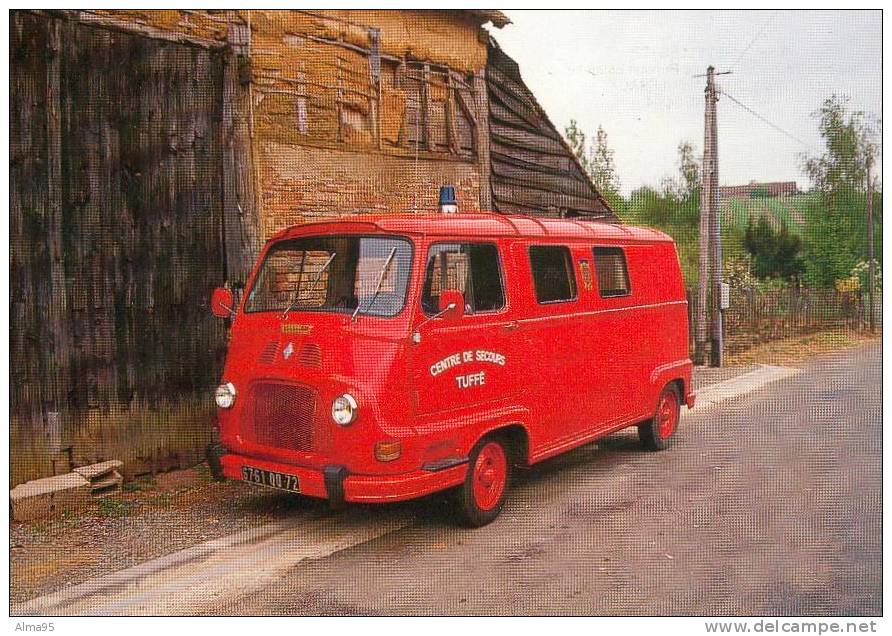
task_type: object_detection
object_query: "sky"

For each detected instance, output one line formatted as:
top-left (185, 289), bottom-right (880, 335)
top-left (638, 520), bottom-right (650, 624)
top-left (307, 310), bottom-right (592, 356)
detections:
top-left (493, 10), bottom-right (882, 195)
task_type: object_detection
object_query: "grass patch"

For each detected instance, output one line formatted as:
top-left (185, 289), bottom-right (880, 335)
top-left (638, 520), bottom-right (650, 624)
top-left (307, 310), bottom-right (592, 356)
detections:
top-left (97, 497), bottom-right (133, 518)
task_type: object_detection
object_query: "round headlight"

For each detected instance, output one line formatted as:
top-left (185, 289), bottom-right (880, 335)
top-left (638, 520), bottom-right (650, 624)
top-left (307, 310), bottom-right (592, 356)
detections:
top-left (215, 382), bottom-right (236, 409)
top-left (331, 393), bottom-right (358, 426)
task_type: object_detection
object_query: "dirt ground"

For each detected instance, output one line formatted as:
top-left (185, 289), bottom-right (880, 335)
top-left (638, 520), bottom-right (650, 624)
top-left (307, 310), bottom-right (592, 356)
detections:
top-left (725, 328), bottom-right (879, 366)
top-left (9, 329), bottom-right (881, 605)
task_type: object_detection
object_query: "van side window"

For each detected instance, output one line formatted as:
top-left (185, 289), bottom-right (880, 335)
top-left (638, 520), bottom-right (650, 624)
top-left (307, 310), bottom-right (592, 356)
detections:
top-left (593, 247), bottom-right (631, 297)
top-left (529, 245), bottom-right (577, 304)
top-left (421, 243), bottom-right (505, 315)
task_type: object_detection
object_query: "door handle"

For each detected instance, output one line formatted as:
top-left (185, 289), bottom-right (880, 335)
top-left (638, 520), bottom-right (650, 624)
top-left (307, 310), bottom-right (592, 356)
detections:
top-left (503, 320), bottom-right (519, 331)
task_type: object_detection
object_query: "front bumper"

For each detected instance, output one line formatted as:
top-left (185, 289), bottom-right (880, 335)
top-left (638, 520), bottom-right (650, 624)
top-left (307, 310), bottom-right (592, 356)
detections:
top-left (219, 452), bottom-right (467, 504)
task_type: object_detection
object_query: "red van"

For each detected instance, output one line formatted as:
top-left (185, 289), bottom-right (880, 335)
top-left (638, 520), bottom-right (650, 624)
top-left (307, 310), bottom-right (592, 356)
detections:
top-left (208, 211), bottom-right (694, 526)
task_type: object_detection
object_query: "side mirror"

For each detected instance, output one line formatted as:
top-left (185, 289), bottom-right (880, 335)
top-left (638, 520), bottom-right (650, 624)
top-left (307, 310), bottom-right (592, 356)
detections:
top-left (211, 287), bottom-right (235, 318)
top-left (438, 289), bottom-right (466, 321)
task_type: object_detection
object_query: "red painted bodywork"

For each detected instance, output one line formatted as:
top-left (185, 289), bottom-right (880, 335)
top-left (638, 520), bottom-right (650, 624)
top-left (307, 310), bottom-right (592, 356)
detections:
top-left (215, 213), bottom-right (694, 503)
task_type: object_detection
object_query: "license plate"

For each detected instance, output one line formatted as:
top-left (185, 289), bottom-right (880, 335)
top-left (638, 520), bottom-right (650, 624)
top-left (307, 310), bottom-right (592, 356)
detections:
top-left (241, 466), bottom-right (300, 492)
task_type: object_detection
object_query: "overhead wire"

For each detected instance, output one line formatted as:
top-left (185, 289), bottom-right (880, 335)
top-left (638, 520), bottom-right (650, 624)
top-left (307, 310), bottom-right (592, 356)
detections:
top-left (720, 90), bottom-right (812, 149)
top-left (728, 11), bottom-right (778, 71)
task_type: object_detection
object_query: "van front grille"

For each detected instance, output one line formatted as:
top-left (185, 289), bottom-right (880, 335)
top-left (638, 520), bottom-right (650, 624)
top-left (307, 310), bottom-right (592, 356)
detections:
top-left (248, 382), bottom-right (317, 452)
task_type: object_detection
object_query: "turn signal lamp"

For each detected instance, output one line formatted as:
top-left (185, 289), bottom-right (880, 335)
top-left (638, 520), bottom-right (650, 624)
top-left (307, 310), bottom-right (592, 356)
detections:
top-left (374, 440), bottom-right (402, 462)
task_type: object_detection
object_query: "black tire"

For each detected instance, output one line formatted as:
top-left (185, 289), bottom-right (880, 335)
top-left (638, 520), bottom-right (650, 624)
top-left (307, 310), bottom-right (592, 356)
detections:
top-left (454, 436), bottom-right (510, 527)
top-left (639, 384), bottom-right (681, 451)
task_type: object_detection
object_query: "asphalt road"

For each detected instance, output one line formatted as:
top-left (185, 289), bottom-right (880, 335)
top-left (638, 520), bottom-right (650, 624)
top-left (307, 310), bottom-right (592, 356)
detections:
top-left (15, 342), bottom-right (881, 616)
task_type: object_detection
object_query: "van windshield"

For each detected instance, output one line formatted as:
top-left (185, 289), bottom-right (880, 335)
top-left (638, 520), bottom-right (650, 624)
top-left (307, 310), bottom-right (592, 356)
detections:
top-left (244, 235), bottom-right (412, 317)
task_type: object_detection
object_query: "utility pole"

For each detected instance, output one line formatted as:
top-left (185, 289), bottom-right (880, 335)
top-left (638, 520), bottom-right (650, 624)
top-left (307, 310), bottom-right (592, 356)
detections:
top-left (866, 155), bottom-right (875, 333)
top-left (694, 65), bottom-right (731, 367)
top-left (695, 65), bottom-right (729, 367)
top-left (694, 66), bottom-right (715, 366)
top-left (708, 73), bottom-right (724, 368)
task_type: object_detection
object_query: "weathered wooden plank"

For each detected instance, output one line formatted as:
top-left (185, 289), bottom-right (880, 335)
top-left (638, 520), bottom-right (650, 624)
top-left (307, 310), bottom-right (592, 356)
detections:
top-left (488, 100), bottom-right (544, 136)
top-left (9, 11), bottom-right (51, 444)
top-left (486, 70), bottom-right (553, 135)
top-left (493, 181), bottom-right (609, 214)
top-left (491, 160), bottom-right (595, 198)
top-left (490, 146), bottom-right (578, 177)
top-left (489, 127), bottom-right (571, 157)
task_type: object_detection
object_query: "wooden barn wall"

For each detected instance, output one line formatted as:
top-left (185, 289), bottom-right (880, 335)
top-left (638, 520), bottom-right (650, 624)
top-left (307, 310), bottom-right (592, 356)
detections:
top-left (485, 42), bottom-right (618, 221)
top-left (9, 11), bottom-right (237, 485)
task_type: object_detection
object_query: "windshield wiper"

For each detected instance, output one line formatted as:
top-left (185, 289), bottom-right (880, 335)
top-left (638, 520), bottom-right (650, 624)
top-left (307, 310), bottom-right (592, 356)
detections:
top-left (352, 247), bottom-right (397, 322)
top-left (282, 252), bottom-right (337, 320)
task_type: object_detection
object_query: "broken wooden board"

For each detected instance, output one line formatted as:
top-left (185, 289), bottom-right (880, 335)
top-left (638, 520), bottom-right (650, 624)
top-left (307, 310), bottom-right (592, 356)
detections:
top-left (72, 459), bottom-right (123, 481)
top-left (89, 470), bottom-right (124, 497)
top-left (10, 473), bottom-right (91, 521)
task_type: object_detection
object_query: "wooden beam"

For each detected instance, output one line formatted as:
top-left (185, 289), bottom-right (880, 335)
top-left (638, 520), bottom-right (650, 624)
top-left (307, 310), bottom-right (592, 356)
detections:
top-left (421, 64), bottom-right (431, 150)
top-left (335, 53), bottom-right (344, 143)
top-left (368, 28), bottom-right (382, 150)
top-left (493, 181), bottom-right (607, 214)
top-left (445, 73), bottom-right (460, 155)
top-left (221, 28), bottom-right (260, 286)
top-left (72, 10), bottom-right (227, 50)
top-left (473, 69), bottom-right (492, 210)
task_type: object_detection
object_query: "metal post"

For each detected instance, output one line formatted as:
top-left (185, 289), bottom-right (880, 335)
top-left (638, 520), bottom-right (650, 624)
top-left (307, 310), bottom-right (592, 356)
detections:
top-left (866, 156), bottom-right (876, 332)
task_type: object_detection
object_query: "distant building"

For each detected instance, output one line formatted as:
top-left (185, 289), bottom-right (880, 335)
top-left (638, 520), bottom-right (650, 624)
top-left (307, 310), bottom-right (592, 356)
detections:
top-left (719, 181), bottom-right (799, 200)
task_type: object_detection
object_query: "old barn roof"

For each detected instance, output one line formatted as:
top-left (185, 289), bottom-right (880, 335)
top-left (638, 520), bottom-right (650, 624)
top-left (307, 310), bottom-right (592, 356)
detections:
top-left (485, 38), bottom-right (619, 223)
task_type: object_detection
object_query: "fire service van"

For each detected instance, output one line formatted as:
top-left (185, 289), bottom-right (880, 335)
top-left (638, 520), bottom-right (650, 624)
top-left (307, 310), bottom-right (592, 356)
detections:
top-left (207, 198), bottom-right (694, 526)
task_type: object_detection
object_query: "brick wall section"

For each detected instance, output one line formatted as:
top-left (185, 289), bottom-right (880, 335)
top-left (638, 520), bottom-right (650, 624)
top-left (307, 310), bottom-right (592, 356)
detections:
top-left (260, 143), bottom-right (480, 234)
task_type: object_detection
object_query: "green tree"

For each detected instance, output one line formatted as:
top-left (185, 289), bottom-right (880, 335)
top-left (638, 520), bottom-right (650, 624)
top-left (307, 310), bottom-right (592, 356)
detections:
top-left (801, 95), bottom-right (882, 287)
top-left (589, 125), bottom-right (621, 200)
top-left (750, 187), bottom-right (771, 199)
top-left (675, 141), bottom-right (701, 201)
top-left (564, 119), bottom-right (590, 175)
top-left (564, 120), bottom-right (624, 212)
top-left (743, 216), bottom-right (804, 280)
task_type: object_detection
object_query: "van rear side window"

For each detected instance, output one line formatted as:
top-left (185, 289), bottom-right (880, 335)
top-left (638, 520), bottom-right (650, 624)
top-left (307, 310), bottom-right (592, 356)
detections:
top-left (421, 243), bottom-right (505, 315)
top-left (593, 247), bottom-right (631, 297)
top-left (529, 245), bottom-right (577, 304)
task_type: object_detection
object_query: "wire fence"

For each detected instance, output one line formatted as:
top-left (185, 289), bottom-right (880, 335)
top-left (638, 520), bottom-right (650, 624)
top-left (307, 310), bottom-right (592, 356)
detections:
top-left (687, 287), bottom-right (881, 356)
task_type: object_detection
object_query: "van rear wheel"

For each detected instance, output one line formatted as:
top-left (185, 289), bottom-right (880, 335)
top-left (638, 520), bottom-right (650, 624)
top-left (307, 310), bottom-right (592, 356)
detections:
top-left (639, 384), bottom-right (680, 451)
top-left (455, 437), bottom-right (509, 527)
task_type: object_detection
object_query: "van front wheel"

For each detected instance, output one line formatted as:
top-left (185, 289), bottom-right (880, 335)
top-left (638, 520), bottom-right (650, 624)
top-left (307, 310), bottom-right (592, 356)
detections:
top-left (455, 437), bottom-right (509, 527)
top-left (639, 384), bottom-right (680, 451)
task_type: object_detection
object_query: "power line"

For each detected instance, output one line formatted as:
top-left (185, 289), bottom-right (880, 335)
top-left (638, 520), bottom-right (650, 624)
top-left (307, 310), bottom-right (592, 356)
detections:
top-left (720, 90), bottom-right (811, 149)
top-left (729, 11), bottom-right (778, 71)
